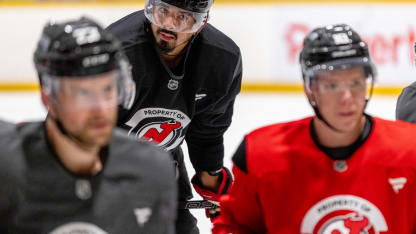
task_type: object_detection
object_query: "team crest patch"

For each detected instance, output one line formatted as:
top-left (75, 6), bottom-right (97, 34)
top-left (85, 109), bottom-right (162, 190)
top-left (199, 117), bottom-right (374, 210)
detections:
top-left (301, 195), bottom-right (387, 234)
top-left (125, 108), bottom-right (191, 151)
top-left (167, 79), bottom-right (179, 90)
top-left (75, 179), bottom-right (92, 200)
top-left (49, 222), bottom-right (107, 234)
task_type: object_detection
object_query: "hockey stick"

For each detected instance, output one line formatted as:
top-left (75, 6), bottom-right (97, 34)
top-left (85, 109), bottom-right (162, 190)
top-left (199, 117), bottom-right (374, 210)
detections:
top-left (178, 200), bottom-right (219, 209)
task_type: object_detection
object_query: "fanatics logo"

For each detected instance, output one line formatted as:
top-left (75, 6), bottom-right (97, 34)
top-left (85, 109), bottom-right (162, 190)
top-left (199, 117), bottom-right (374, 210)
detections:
top-left (134, 208), bottom-right (152, 227)
top-left (195, 93), bottom-right (207, 101)
top-left (388, 177), bottom-right (407, 194)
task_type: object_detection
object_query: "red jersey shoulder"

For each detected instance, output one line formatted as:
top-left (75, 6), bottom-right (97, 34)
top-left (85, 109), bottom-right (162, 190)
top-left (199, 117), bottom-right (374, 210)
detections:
top-left (372, 117), bottom-right (416, 146)
top-left (369, 117), bottom-right (416, 167)
top-left (245, 117), bottom-right (313, 177)
top-left (247, 117), bottom-right (312, 143)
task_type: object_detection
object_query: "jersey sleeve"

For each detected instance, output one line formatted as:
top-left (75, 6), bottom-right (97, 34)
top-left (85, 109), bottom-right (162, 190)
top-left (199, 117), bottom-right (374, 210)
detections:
top-left (0, 126), bottom-right (18, 232)
top-left (153, 175), bottom-right (177, 234)
top-left (185, 52), bottom-right (242, 173)
top-left (396, 82), bottom-right (416, 123)
top-left (0, 162), bottom-right (16, 232)
top-left (146, 150), bottom-right (178, 234)
top-left (212, 138), bottom-right (266, 234)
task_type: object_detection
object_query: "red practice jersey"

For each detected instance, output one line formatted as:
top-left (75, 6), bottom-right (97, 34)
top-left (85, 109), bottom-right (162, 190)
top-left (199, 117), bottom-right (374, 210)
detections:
top-left (213, 116), bottom-right (416, 234)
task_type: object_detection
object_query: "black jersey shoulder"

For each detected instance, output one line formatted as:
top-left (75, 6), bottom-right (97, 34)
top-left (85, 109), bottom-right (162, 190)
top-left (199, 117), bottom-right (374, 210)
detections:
top-left (232, 137), bottom-right (248, 173)
top-left (396, 81), bottom-right (416, 123)
top-left (0, 120), bottom-right (15, 132)
top-left (0, 121), bottom-right (19, 230)
top-left (187, 23), bottom-right (242, 96)
top-left (106, 10), bottom-right (149, 48)
top-left (0, 122), bottom-right (49, 169)
top-left (0, 122), bottom-right (36, 198)
top-left (107, 128), bottom-right (175, 187)
top-left (198, 23), bottom-right (240, 59)
top-left (0, 121), bottom-right (28, 165)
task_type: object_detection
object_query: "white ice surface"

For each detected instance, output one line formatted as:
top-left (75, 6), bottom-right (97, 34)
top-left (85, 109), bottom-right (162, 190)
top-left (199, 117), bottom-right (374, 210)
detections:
top-left (0, 92), bottom-right (399, 233)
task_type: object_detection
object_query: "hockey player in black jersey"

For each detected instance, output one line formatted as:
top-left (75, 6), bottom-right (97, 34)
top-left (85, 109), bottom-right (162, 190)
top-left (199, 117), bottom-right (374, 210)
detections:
top-left (0, 120), bottom-right (14, 131)
top-left (0, 17), bottom-right (177, 234)
top-left (107, 0), bottom-right (240, 233)
top-left (396, 44), bottom-right (416, 123)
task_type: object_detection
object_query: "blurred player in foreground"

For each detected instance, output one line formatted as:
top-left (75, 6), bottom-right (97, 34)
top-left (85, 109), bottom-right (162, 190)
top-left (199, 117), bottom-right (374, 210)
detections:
top-left (213, 24), bottom-right (416, 233)
top-left (0, 120), bottom-right (14, 131)
top-left (0, 17), bottom-right (176, 234)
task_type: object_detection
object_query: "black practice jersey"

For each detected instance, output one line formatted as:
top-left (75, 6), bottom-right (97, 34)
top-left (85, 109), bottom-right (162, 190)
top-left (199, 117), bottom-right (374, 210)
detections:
top-left (107, 10), bottom-right (242, 174)
top-left (396, 81), bottom-right (416, 123)
top-left (0, 120), bottom-right (14, 132)
top-left (0, 122), bottom-right (177, 234)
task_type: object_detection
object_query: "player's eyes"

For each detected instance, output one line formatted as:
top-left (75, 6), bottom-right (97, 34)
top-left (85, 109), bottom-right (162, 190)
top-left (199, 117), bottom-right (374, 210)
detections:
top-left (158, 7), bottom-right (169, 15)
top-left (76, 89), bottom-right (92, 98)
top-left (177, 13), bottom-right (190, 22)
top-left (325, 83), bottom-right (338, 90)
top-left (103, 84), bottom-right (116, 97)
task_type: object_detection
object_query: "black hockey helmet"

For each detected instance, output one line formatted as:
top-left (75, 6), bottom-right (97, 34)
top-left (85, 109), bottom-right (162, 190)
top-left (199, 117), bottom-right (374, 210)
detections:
top-left (144, 0), bottom-right (212, 33)
top-left (299, 24), bottom-right (376, 132)
top-left (151, 0), bottom-right (213, 13)
top-left (34, 16), bottom-right (135, 109)
top-left (300, 23), bottom-right (376, 85)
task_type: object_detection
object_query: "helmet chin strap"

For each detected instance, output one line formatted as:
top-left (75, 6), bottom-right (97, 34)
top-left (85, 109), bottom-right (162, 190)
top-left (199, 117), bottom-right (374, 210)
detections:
top-left (47, 112), bottom-right (95, 151)
top-left (310, 101), bottom-right (344, 133)
top-left (311, 98), bottom-right (371, 134)
top-left (50, 116), bottom-right (82, 146)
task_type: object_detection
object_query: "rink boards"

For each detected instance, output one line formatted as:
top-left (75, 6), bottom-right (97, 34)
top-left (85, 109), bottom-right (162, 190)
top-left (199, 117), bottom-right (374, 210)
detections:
top-left (1, 0), bottom-right (415, 95)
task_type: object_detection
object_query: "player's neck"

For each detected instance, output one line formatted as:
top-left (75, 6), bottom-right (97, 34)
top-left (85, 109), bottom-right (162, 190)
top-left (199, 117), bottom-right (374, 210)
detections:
top-left (46, 118), bottom-right (103, 175)
top-left (162, 53), bottom-right (185, 68)
top-left (313, 116), bottom-right (365, 148)
top-left (161, 44), bottom-right (188, 68)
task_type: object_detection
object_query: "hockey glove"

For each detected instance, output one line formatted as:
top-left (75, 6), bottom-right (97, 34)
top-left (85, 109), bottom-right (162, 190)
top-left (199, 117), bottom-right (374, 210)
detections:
top-left (191, 167), bottom-right (233, 220)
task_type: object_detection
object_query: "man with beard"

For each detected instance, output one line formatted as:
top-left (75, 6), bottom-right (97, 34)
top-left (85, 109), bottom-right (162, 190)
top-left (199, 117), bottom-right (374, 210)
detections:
top-left (0, 17), bottom-right (177, 234)
top-left (107, 0), bottom-right (240, 233)
top-left (213, 24), bottom-right (416, 233)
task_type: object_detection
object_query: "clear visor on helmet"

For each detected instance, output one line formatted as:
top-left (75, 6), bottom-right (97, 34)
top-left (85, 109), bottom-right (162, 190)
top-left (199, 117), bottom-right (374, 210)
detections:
top-left (41, 62), bottom-right (135, 111)
top-left (144, 0), bottom-right (208, 33)
top-left (304, 57), bottom-right (376, 99)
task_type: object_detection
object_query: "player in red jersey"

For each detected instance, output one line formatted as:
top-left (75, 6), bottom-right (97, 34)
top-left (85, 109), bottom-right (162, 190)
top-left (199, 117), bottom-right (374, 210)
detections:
top-left (212, 24), bottom-right (416, 233)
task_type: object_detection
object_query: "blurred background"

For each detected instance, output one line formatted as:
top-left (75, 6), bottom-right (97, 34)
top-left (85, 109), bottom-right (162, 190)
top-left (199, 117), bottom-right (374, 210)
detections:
top-left (0, 0), bottom-right (412, 233)
top-left (1, 0), bottom-right (415, 93)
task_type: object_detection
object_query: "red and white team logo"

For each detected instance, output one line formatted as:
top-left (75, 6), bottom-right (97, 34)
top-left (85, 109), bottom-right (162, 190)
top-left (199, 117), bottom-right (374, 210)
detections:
top-left (49, 222), bottom-right (107, 234)
top-left (301, 195), bottom-right (388, 234)
top-left (125, 108), bottom-right (191, 151)
top-left (139, 120), bottom-right (182, 146)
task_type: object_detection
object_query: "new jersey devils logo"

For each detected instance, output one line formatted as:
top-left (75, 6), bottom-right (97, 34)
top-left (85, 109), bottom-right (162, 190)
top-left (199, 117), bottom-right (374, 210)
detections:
top-left (319, 213), bottom-right (371, 234)
top-left (301, 195), bottom-right (388, 234)
top-left (125, 108), bottom-right (191, 151)
top-left (140, 120), bottom-right (182, 145)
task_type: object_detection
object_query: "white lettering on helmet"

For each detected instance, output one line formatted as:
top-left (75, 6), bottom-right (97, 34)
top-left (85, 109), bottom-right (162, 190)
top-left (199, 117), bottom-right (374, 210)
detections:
top-left (82, 54), bottom-right (110, 68)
